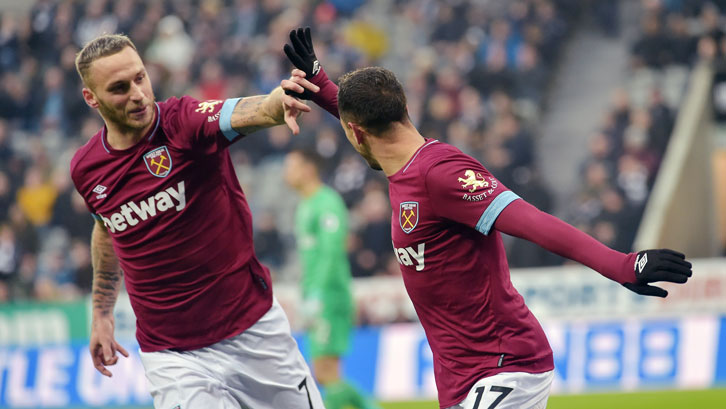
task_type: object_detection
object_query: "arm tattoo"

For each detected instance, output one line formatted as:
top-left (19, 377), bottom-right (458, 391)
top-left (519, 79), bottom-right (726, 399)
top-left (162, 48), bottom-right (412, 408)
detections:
top-left (231, 93), bottom-right (284, 135)
top-left (91, 222), bottom-right (122, 317)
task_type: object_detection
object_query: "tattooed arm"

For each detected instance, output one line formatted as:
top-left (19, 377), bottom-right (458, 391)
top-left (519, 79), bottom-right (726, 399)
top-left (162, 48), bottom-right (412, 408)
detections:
top-left (89, 219), bottom-right (128, 377)
top-left (91, 219), bottom-right (121, 317)
top-left (231, 85), bottom-right (312, 136)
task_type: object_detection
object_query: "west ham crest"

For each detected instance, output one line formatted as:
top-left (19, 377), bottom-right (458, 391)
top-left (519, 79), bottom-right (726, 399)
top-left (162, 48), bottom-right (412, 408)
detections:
top-left (143, 146), bottom-right (172, 178)
top-left (399, 201), bottom-right (419, 234)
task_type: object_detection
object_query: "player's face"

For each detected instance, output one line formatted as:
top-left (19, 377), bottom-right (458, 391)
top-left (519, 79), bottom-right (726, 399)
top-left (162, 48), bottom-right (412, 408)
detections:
top-left (340, 118), bottom-right (382, 171)
top-left (283, 152), bottom-right (304, 190)
top-left (84, 47), bottom-right (155, 133)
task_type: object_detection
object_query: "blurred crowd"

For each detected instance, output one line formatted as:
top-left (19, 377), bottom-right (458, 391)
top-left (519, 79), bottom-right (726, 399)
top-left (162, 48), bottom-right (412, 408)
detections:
top-left (0, 0), bottom-right (578, 303)
top-left (7, 0), bottom-right (719, 308)
top-left (564, 0), bottom-right (725, 255)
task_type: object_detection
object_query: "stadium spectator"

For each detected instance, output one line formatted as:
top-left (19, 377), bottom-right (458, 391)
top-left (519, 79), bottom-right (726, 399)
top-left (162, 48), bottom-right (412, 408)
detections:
top-left (632, 14), bottom-right (670, 69)
top-left (16, 166), bottom-right (57, 228)
top-left (0, 170), bottom-right (12, 219)
top-left (0, 223), bottom-right (17, 283)
top-left (144, 15), bottom-right (195, 78)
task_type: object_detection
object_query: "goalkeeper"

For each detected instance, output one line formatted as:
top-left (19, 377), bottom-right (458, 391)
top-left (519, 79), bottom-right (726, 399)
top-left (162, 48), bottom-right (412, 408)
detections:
top-left (284, 148), bottom-right (382, 409)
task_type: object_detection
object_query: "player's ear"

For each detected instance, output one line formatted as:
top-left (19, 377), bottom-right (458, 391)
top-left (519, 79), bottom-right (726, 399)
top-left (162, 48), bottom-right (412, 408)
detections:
top-left (82, 87), bottom-right (99, 109)
top-left (349, 122), bottom-right (366, 145)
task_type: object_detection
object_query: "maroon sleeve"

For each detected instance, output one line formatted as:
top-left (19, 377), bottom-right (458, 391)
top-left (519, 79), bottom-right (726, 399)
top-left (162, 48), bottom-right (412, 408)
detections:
top-left (309, 67), bottom-right (340, 119)
top-left (425, 153), bottom-right (518, 235)
top-left (493, 199), bottom-right (638, 284)
top-left (162, 96), bottom-right (243, 155)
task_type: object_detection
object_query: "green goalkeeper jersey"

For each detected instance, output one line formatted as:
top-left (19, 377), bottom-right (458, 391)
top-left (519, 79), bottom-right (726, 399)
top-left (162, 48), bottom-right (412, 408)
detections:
top-left (295, 185), bottom-right (353, 312)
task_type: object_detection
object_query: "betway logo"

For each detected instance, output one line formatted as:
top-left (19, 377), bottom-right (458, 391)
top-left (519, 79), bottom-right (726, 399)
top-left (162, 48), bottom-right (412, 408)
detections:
top-left (394, 242), bottom-right (425, 271)
top-left (100, 181), bottom-right (186, 233)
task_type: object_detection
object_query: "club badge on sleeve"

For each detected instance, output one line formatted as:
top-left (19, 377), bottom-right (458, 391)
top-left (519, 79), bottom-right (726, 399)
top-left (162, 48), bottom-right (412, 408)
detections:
top-left (400, 201), bottom-right (419, 234)
top-left (458, 169), bottom-right (498, 202)
top-left (194, 100), bottom-right (222, 114)
top-left (143, 146), bottom-right (173, 178)
top-left (458, 170), bottom-right (488, 192)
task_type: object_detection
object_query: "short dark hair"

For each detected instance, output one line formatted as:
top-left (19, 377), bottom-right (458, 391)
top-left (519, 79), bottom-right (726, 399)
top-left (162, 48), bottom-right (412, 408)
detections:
top-left (75, 34), bottom-right (137, 86)
top-left (337, 67), bottom-right (408, 135)
top-left (290, 147), bottom-right (324, 174)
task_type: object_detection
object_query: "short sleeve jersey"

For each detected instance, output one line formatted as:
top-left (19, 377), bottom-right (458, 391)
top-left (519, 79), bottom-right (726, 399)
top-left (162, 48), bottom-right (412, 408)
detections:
top-left (387, 139), bottom-right (554, 407)
top-left (70, 96), bottom-right (272, 352)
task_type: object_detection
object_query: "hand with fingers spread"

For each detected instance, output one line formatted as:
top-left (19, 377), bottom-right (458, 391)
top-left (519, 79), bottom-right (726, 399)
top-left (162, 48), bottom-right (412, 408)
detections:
top-left (283, 27), bottom-right (320, 100)
top-left (89, 315), bottom-right (129, 377)
top-left (622, 249), bottom-right (692, 297)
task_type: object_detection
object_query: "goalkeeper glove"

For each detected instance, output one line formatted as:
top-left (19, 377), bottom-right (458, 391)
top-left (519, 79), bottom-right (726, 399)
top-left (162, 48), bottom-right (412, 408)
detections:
top-left (622, 249), bottom-right (692, 297)
top-left (283, 27), bottom-right (321, 100)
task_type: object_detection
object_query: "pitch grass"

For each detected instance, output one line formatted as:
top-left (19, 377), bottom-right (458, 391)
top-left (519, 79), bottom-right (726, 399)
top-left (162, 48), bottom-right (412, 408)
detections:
top-left (379, 387), bottom-right (726, 409)
top-left (81, 388), bottom-right (726, 409)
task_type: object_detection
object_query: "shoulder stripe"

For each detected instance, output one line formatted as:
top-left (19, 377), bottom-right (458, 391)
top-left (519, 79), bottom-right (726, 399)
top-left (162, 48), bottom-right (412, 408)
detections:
top-left (220, 98), bottom-right (241, 141)
top-left (402, 139), bottom-right (439, 174)
top-left (475, 191), bottom-right (520, 235)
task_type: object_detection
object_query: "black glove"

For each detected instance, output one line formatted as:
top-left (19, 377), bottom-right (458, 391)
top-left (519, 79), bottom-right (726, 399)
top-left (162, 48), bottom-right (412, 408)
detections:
top-left (283, 27), bottom-right (321, 100)
top-left (622, 249), bottom-right (692, 297)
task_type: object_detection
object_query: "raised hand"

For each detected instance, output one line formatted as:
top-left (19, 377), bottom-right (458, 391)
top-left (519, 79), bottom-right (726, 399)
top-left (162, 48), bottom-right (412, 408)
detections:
top-left (284, 27), bottom-right (321, 100)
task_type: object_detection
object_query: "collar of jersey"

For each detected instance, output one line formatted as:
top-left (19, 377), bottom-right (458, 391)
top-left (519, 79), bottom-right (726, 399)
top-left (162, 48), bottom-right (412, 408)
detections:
top-left (389, 138), bottom-right (439, 179)
top-left (101, 102), bottom-right (161, 155)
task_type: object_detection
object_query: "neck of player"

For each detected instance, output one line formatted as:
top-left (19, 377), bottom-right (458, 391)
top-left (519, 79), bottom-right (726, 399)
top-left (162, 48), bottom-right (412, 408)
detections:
top-left (373, 121), bottom-right (427, 177)
top-left (105, 116), bottom-right (155, 151)
top-left (300, 179), bottom-right (322, 198)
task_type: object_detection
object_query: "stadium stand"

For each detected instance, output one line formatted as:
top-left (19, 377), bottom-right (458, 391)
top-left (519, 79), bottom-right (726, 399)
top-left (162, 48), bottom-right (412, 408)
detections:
top-left (0, 0), bottom-right (722, 310)
top-left (0, 0), bottom-right (577, 303)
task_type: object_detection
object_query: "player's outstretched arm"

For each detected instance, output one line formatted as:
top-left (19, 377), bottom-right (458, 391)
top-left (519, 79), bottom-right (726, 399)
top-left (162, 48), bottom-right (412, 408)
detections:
top-left (493, 199), bottom-right (692, 297)
top-left (89, 220), bottom-right (129, 377)
top-left (283, 27), bottom-right (340, 118)
top-left (230, 86), bottom-right (311, 135)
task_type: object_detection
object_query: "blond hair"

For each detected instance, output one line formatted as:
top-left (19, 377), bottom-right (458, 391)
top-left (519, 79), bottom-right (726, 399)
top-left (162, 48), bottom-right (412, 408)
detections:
top-left (75, 34), bottom-right (137, 86)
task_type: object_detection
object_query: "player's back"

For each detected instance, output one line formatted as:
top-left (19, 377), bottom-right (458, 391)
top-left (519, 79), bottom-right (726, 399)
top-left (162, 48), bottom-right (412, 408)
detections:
top-left (387, 140), bottom-right (554, 407)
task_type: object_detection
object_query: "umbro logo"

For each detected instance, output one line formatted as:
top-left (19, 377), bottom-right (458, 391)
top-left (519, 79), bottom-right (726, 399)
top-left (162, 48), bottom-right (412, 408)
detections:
top-left (93, 185), bottom-right (107, 199)
top-left (312, 60), bottom-right (321, 76)
top-left (635, 253), bottom-right (648, 275)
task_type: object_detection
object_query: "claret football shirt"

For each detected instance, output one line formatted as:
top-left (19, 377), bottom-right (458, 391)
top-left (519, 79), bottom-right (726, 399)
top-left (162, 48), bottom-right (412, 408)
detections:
top-left (70, 96), bottom-right (272, 352)
top-left (388, 139), bottom-right (554, 407)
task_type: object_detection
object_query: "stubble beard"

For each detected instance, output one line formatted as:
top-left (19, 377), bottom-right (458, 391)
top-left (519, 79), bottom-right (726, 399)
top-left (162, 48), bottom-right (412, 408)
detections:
top-left (98, 99), bottom-right (153, 134)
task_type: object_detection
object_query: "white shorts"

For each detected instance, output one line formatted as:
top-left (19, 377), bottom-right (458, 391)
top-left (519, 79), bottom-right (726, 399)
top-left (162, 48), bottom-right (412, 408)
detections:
top-left (446, 370), bottom-right (554, 409)
top-left (139, 298), bottom-right (324, 409)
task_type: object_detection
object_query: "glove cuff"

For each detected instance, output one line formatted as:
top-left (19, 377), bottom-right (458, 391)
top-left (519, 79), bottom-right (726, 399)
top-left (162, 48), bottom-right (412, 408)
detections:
top-left (309, 66), bottom-right (330, 86)
top-left (309, 67), bottom-right (340, 119)
top-left (611, 252), bottom-right (638, 284)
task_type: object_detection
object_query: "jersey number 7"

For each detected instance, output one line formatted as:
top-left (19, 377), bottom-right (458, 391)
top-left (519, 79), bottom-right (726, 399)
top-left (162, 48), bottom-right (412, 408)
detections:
top-left (298, 377), bottom-right (314, 409)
